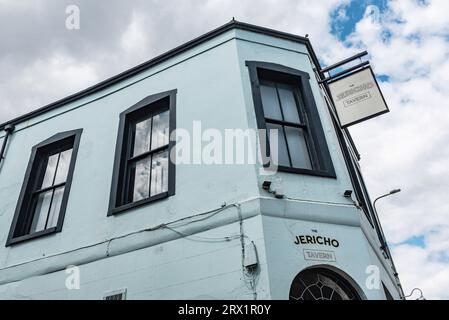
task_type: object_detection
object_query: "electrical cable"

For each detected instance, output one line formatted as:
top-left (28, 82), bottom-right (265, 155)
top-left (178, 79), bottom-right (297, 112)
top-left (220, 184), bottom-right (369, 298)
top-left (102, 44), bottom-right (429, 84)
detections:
top-left (0, 199), bottom-right (255, 271)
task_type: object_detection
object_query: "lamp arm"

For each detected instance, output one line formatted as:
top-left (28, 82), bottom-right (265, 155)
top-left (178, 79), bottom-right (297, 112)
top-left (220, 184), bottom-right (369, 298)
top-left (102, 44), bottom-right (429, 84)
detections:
top-left (373, 193), bottom-right (390, 210)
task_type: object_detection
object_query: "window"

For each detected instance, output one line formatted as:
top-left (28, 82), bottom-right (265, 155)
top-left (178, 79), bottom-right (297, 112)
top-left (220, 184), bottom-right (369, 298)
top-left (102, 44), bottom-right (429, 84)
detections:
top-left (246, 61), bottom-right (335, 177)
top-left (290, 268), bottom-right (362, 300)
top-left (109, 90), bottom-right (176, 215)
top-left (6, 129), bottom-right (82, 246)
top-left (104, 289), bottom-right (127, 300)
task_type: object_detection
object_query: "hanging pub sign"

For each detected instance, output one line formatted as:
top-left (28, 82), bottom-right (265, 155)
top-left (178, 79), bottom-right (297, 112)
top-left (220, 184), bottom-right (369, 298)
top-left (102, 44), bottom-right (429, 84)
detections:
top-left (327, 66), bottom-right (389, 128)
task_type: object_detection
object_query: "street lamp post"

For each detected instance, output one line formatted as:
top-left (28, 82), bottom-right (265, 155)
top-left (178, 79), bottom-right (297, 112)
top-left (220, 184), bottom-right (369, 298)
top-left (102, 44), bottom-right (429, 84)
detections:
top-left (373, 189), bottom-right (401, 252)
top-left (372, 188), bottom-right (404, 299)
top-left (374, 189), bottom-right (401, 210)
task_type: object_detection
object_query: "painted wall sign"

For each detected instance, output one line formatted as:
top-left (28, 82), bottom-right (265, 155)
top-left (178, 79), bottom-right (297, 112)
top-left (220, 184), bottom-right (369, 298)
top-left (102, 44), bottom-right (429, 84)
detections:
top-left (328, 66), bottom-right (389, 128)
top-left (294, 235), bottom-right (340, 248)
top-left (303, 249), bottom-right (336, 262)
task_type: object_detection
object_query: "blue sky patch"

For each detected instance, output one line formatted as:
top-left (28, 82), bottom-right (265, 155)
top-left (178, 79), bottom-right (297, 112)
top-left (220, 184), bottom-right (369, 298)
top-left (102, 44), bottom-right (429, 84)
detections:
top-left (390, 235), bottom-right (426, 249)
top-left (330, 0), bottom-right (389, 41)
top-left (403, 235), bottom-right (426, 248)
top-left (377, 74), bottom-right (390, 82)
top-left (435, 251), bottom-right (449, 263)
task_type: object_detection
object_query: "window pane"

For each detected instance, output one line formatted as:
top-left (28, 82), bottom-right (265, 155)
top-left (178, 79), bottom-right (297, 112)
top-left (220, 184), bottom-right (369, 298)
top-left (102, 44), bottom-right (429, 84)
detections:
top-left (278, 84), bottom-right (301, 124)
top-left (30, 191), bottom-right (52, 233)
top-left (54, 149), bottom-right (72, 184)
top-left (47, 186), bottom-right (64, 228)
top-left (151, 111), bottom-right (169, 150)
top-left (131, 156), bottom-right (151, 202)
top-left (41, 153), bottom-right (59, 189)
top-left (150, 150), bottom-right (168, 196)
top-left (285, 126), bottom-right (312, 169)
top-left (133, 118), bottom-right (152, 157)
top-left (266, 123), bottom-right (290, 167)
top-left (260, 83), bottom-right (282, 120)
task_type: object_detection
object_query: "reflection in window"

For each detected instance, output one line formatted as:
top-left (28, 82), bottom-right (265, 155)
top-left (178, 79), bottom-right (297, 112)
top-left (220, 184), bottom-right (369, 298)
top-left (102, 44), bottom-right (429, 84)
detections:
top-left (30, 148), bottom-right (73, 233)
top-left (151, 111), bottom-right (169, 150)
top-left (260, 80), bottom-right (312, 170)
top-left (7, 130), bottom-right (81, 245)
top-left (131, 157), bottom-right (151, 202)
top-left (110, 91), bottom-right (176, 214)
top-left (133, 118), bottom-right (152, 157)
top-left (150, 150), bottom-right (168, 196)
top-left (126, 108), bottom-right (170, 204)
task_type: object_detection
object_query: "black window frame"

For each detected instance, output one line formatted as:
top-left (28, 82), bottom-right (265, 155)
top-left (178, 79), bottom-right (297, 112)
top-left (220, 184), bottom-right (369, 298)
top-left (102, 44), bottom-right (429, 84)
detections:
top-left (246, 61), bottom-right (335, 178)
top-left (6, 129), bottom-right (82, 246)
top-left (108, 90), bottom-right (176, 216)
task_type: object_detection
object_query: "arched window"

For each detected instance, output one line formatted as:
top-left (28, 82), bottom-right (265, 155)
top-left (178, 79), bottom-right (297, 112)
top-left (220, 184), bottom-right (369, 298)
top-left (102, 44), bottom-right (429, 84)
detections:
top-left (290, 268), bottom-right (361, 300)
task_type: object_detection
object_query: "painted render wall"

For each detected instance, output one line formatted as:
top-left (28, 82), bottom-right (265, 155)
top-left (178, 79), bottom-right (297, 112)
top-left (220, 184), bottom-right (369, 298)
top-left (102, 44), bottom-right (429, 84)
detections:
top-left (0, 29), bottom-right (256, 264)
top-left (0, 29), bottom-right (270, 299)
top-left (232, 30), bottom-right (400, 299)
top-left (0, 27), bottom-right (399, 299)
top-left (233, 30), bottom-right (399, 299)
top-left (235, 29), bottom-right (355, 203)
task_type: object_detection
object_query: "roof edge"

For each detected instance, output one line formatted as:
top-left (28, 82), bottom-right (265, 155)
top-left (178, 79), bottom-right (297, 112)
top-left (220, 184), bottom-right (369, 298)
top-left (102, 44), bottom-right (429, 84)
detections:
top-left (0, 20), bottom-right (321, 131)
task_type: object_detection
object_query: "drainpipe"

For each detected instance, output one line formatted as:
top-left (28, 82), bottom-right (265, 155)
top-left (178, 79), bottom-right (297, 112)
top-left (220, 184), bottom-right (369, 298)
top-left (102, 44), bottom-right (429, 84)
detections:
top-left (0, 124), bottom-right (15, 169)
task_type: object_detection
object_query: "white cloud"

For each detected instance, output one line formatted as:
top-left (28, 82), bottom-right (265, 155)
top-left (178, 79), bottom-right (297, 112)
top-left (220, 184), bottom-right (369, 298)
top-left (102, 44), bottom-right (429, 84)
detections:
top-left (120, 11), bottom-right (152, 67)
top-left (0, 0), bottom-right (448, 299)
top-left (0, 53), bottom-right (98, 122)
top-left (392, 234), bottom-right (449, 300)
top-left (342, 0), bottom-right (449, 299)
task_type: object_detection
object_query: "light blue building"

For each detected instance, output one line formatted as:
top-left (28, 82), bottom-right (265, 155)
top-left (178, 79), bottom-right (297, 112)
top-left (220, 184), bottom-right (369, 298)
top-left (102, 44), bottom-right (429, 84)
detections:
top-left (0, 21), bottom-right (402, 300)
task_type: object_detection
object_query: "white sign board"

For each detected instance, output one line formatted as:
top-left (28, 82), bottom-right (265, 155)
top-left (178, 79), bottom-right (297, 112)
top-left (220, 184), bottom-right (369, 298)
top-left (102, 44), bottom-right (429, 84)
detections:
top-left (328, 67), bottom-right (389, 128)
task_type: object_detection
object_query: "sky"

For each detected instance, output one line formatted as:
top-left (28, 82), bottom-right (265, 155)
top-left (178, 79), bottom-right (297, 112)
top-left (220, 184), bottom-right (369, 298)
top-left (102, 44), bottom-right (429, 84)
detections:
top-left (0, 0), bottom-right (448, 299)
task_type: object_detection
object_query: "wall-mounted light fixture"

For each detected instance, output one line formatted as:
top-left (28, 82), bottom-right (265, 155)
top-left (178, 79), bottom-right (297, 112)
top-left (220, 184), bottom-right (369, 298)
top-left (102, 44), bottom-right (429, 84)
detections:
top-left (262, 180), bottom-right (272, 191)
top-left (343, 190), bottom-right (353, 198)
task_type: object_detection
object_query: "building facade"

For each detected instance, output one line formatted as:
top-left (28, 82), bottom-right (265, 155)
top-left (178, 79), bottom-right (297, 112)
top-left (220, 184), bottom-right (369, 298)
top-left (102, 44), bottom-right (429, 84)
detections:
top-left (0, 21), bottom-right (402, 300)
